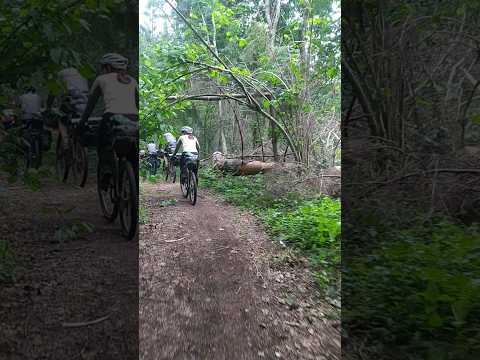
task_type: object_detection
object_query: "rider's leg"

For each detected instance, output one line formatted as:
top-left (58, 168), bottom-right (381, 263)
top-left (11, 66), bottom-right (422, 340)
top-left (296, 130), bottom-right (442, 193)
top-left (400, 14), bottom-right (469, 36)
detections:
top-left (97, 114), bottom-right (113, 190)
top-left (180, 153), bottom-right (187, 183)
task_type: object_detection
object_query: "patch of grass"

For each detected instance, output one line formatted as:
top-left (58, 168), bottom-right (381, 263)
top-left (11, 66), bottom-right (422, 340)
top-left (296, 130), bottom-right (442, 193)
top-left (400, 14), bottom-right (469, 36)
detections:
top-left (160, 198), bottom-right (177, 207)
top-left (344, 218), bottom-right (480, 359)
top-left (261, 197), bottom-right (340, 293)
top-left (200, 166), bottom-right (341, 297)
top-left (147, 174), bottom-right (161, 183)
top-left (0, 240), bottom-right (15, 283)
top-left (139, 205), bottom-right (148, 225)
top-left (54, 222), bottom-right (94, 243)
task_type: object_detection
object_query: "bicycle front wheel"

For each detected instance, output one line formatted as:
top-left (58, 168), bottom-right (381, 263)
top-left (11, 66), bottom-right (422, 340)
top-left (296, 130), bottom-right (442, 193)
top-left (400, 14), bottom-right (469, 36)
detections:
top-left (119, 161), bottom-right (138, 240)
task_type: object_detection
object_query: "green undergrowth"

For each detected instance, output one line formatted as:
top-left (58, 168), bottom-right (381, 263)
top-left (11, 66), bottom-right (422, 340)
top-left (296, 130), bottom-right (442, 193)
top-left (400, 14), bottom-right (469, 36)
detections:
top-left (344, 215), bottom-right (480, 359)
top-left (200, 167), bottom-right (341, 297)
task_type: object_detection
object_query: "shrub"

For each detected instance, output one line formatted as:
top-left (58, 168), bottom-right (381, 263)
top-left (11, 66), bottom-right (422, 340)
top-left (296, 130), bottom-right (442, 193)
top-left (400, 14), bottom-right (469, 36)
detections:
top-left (344, 219), bottom-right (480, 359)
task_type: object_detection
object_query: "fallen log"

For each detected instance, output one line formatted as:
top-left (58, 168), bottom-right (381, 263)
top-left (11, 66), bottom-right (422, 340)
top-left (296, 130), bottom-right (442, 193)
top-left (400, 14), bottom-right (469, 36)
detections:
top-left (217, 159), bottom-right (276, 175)
top-left (212, 151), bottom-right (285, 175)
top-left (212, 152), bottom-right (302, 176)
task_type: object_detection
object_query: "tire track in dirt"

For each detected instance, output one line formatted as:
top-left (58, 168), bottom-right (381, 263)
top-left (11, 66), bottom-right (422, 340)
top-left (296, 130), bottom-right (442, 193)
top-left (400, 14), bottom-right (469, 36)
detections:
top-left (140, 181), bottom-right (340, 360)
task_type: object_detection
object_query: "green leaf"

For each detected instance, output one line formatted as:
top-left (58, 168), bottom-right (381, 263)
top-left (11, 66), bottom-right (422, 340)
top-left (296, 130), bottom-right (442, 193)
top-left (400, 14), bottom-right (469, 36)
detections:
top-left (238, 38), bottom-right (247, 49)
top-left (49, 48), bottom-right (62, 64)
top-left (79, 19), bottom-right (91, 32)
top-left (471, 114), bottom-right (480, 125)
top-left (79, 65), bottom-right (95, 80)
top-left (47, 79), bottom-right (62, 96)
top-left (219, 75), bottom-right (229, 84)
top-left (262, 99), bottom-right (270, 109)
top-left (85, 0), bottom-right (96, 10)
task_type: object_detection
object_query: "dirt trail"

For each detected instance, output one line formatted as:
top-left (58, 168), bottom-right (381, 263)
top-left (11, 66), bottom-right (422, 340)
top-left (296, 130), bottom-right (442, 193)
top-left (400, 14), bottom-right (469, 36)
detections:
top-left (0, 172), bottom-right (138, 359)
top-left (140, 181), bottom-right (340, 360)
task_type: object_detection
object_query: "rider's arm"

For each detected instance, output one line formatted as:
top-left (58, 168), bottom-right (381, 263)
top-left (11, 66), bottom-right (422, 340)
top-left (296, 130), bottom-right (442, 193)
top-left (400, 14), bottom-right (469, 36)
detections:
top-left (80, 85), bottom-right (102, 125)
top-left (196, 139), bottom-right (200, 153)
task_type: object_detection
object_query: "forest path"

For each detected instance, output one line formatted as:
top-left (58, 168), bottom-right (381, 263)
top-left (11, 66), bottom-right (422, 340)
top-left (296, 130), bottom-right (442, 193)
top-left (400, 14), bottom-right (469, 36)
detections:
top-left (139, 180), bottom-right (340, 360)
top-left (0, 170), bottom-right (138, 359)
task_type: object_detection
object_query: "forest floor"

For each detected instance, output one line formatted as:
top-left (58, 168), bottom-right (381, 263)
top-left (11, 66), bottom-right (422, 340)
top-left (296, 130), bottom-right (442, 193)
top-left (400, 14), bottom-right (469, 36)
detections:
top-left (140, 180), bottom-right (340, 360)
top-left (0, 171), bottom-right (138, 360)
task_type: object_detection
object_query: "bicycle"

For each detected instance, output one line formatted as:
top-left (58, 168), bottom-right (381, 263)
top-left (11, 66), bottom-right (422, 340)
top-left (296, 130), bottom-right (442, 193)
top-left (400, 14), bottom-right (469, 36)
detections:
top-left (180, 152), bottom-right (199, 206)
top-left (165, 153), bottom-right (179, 183)
top-left (97, 114), bottom-right (138, 240)
top-left (55, 115), bottom-right (100, 187)
top-left (145, 152), bottom-right (160, 176)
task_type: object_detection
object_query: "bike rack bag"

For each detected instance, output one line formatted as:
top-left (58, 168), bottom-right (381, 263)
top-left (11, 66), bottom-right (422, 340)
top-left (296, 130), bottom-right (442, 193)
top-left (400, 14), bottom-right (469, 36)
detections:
top-left (110, 115), bottom-right (138, 157)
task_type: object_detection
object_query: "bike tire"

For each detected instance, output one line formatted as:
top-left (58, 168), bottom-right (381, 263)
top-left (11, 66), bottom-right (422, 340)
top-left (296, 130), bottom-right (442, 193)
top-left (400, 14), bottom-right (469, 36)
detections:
top-left (72, 139), bottom-right (88, 187)
top-left (189, 170), bottom-right (198, 205)
top-left (181, 170), bottom-right (188, 198)
top-left (35, 138), bottom-right (42, 169)
top-left (55, 134), bottom-right (69, 182)
top-left (171, 164), bottom-right (176, 183)
top-left (119, 161), bottom-right (138, 240)
top-left (24, 140), bottom-right (31, 171)
top-left (97, 162), bottom-right (118, 222)
top-left (165, 160), bottom-right (170, 181)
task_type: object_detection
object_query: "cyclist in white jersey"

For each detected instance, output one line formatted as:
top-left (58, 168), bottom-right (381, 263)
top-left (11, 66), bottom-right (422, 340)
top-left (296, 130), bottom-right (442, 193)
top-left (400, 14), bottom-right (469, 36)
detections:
top-left (18, 87), bottom-right (42, 122)
top-left (147, 142), bottom-right (157, 154)
top-left (172, 126), bottom-right (200, 183)
top-left (77, 53), bottom-right (138, 174)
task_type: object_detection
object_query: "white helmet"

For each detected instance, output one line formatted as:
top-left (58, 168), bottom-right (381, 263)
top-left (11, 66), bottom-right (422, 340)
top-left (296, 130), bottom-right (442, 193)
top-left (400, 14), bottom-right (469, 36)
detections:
top-left (100, 53), bottom-right (128, 70)
top-left (139, 150), bottom-right (145, 156)
top-left (181, 126), bottom-right (193, 134)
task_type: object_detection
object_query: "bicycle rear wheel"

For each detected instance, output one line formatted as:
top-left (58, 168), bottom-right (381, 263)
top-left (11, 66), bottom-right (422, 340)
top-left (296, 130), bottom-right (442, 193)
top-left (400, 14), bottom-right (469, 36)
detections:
top-left (180, 170), bottom-right (188, 198)
top-left (188, 170), bottom-right (197, 205)
top-left (119, 161), bottom-right (138, 240)
top-left (28, 137), bottom-right (42, 169)
top-left (55, 134), bottom-right (69, 182)
top-left (97, 162), bottom-right (117, 222)
top-left (171, 163), bottom-right (176, 183)
top-left (72, 139), bottom-right (88, 187)
top-left (24, 140), bottom-right (31, 171)
top-left (165, 159), bottom-right (171, 181)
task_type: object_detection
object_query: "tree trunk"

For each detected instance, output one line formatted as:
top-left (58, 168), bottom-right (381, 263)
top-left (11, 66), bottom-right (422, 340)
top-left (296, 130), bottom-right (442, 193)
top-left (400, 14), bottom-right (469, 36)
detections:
top-left (270, 106), bottom-right (279, 161)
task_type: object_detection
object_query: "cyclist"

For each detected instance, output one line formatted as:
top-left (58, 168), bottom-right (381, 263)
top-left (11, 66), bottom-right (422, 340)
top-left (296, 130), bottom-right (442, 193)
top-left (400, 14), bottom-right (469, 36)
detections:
top-left (146, 141), bottom-right (159, 174)
top-left (17, 86), bottom-right (45, 166)
top-left (163, 132), bottom-right (177, 154)
top-left (147, 141), bottom-right (158, 155)
top-left (46, 67), bottom-right (89, 154)
top-left (77, 53), bottom-right (139, 181)
top-left (18, 86), bottom-right (43, 125)
top-left (171, 126), bottom-right (200, 184)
